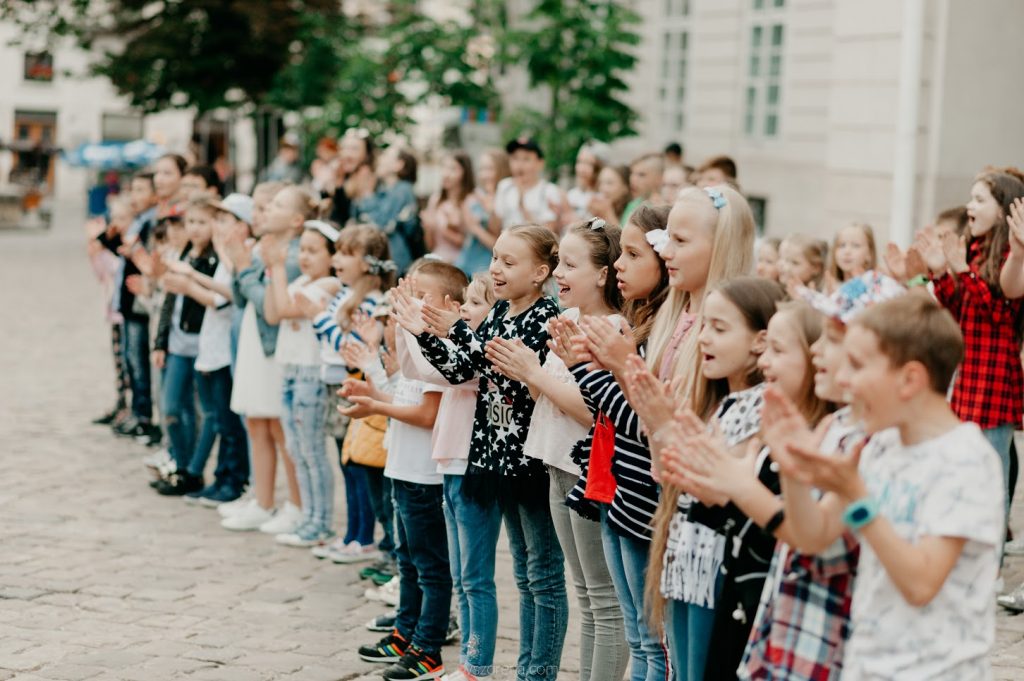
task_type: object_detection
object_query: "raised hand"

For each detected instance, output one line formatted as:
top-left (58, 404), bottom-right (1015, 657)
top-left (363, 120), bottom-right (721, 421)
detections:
top-left (579, 315), bottom-right (637, 375)
top-left (940, 232), bottom-right (968, 274)
top-left (1009, 198), bottom-right (1024, 257)
top-left (485, 337), bottom-right (541, 383)
top-left (913, 226), bottom-right (946, 273)
top-left (784, 438), bottom-right (867, 500)
top-left (623, 354), bottom-right (675, 433)
top-left (351, 310), bottom-right (382, 350)
top-left (422, 298), bottom-right (462, 338)
top-left (883, 242), bottom-right (908, 281)
top-left (340, 340), bottom-right (375, 372)
top-left (390, 285), bottom-right (427, 336)
top-left (904, 245), bottom-right (929, 280)
top-left (546, 317), bottom-right (591, 367)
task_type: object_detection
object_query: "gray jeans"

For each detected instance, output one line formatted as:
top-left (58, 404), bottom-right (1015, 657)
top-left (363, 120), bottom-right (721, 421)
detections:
top-left (549, 466), bottom-right (629, 681)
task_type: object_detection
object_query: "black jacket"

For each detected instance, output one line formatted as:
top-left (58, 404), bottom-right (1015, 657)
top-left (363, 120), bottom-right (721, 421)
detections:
top-left (155, 244), bottom-right (219, 352)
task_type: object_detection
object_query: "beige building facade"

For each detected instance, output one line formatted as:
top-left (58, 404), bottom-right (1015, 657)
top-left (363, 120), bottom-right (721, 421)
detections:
top-left (625, 0), bottom-right (1024, 245)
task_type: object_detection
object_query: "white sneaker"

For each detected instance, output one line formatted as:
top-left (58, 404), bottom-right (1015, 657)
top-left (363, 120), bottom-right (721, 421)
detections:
top-left (365, 576), bottom-right (400, 606)
top-left (217, 490), bottom-right (255, 518)
top-left (330, 542), bottom-right (381, 565)
top-left (440, 668), bottom-right (470, 681)
top-left (312, 537), bottom-right (349, 560)
top-left (1005, 538), bottom-right (1024, 556)
top-left (220, 502), bottom-right (275, 531)
top-left (258, 502), bottom-right (303, 535)
top-left (144, 448), bottom-right (171, 472)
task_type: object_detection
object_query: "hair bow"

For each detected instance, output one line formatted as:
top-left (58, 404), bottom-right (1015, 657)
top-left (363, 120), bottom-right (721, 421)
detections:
top-left (704, 187), bottom-right (727, 210)
top-left (586, 217), bottom-right (607, 231)
top-left (364, 255), bottom-right (397, 276)
top-left (303, 219), bottom-right (340, 243)
top-left (645, 228), bottom-right (669, 255)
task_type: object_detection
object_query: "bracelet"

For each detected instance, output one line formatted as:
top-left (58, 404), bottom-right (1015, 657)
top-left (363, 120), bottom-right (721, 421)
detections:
top-left (905, 274), bottom-right (928, 288)
top-left (763, 509), bottom-right (785, 536)
top-left (842, 496), bottom-right (879, 531)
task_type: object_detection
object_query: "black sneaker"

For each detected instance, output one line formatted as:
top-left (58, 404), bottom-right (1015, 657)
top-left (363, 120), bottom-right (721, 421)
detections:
top-left (92, 407), bottom-right (124, 425)
top-left (382, 645), bottom-right (443, 681)
top-left (366, 611), bottom-right (397, 632)
top-left (112, 418), bottom-right (140, 437)
top-left (155, 472), bottom-right (203, 496)
top-left (358, 629), bottom-right (409, 664)
top-left (136, 423), bottom-right (163, 447)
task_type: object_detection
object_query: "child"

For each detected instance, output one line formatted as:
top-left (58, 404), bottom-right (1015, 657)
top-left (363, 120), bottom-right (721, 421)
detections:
top-left (410, 225), bottom-right (566, 681)
top-left (221, 183), bottom-right (304, 532)
top-left (421, 152), bottom-right (479, 264)
top-left (181, 165), bottom-right (224, 199)
top-left (918, 170), bottom-right (1024, 518)
top-left (551, 204), bottom-right (671, 681)
top-left (566, 142), bottom-right (606, 221)
top-left (589, 165), bottom-right (632, 227)
top-left (634, 277), bottom-right (783, 680)
top-left (457, 149), bottom-right (508, 277)
top-left (778, 234), bottom-right (827, 293)
top-left (772, 292), bottom-right (1004, 678)
top-left (486, 218), bottom-right (629, 681)
top-left (265, 214), bottom-right (342, 547)
top-left (494, 137), bottom-right (563, 233)
top-left (660, 164), bottom-right (690, 204)
top-left (152, 197), bottom-right (221, 494)
top-left (623, 154), bottom-right (664, 224)
top-left (826, 223), bottom-right (876, 290)
top-left (310, 223), bottom-right (394, 557)
top-left (755, 237), bottom-right (781, 283)
top-left (343, 281), bottom-right (448, 681)
top-left (695, 155), bottom-right (738, 189)
top-left (350, 146), bottom-right (421, 273)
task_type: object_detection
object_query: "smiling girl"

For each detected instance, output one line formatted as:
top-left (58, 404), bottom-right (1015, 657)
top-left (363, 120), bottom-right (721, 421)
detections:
top-left (826, 223), bottom-right (876, 291)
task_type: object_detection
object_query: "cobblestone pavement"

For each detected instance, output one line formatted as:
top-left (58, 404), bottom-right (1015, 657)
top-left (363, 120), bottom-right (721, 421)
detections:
top-left (1, 225), bottom-right (1022, 679)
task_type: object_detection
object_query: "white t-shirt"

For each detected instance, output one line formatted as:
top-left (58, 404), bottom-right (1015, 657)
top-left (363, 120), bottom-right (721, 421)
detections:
top-left (194, 262), bottom-right (234, 372)
top-left (383, 376), bottom-right (444, 485)
top-left (566, 186), bottom-right (594, 220)
top-left (522, 309), bottom-right (606, 475)
top-left (494, 177), bottom-right (561, 229)
top-left (274, 275), bottom-right (322, 367)
top-left (844, 422), bottom-right (1003, 681)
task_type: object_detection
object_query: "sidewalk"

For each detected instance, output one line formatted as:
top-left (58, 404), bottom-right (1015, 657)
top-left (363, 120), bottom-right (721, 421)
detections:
top-left (0, 225), bottom-right (1020, 679)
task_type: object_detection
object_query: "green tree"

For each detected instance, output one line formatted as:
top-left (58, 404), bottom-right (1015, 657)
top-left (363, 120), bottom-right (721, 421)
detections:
top-left (504, 0), bottom-right (641, 177)
top-left (0, 0), bottom-right (340, 113)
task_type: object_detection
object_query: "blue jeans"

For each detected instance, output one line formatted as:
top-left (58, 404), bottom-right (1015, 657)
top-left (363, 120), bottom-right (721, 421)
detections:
top-left (367, 467), bottom-right (396, 556)
top-left (341, 461), bottom-right (376, 546)
top-left (280, 366), bottom-right (333, 533)
top-left (983, 424), bottom-right (1014, 519)
top-left (666, 599), bottom-right (716, 681)
top-left (122, 318), bottom-right (152, 422)
top-left (600, 513), bottom-right (669, 681)
top-left (162, 353), bottom-right (197, 469)
top-left (503, 499), bottom-right (569, 681)
top-left (192, 366), bottom-right (249, 489)
top-left (444, 474), bottom-right (502, 676)
top-left (393, 479), bottom-right (452, 655)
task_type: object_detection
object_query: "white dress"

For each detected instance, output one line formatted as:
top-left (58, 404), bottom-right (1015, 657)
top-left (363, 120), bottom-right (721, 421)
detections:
top-left (230, 302), bottom-right (283, 418)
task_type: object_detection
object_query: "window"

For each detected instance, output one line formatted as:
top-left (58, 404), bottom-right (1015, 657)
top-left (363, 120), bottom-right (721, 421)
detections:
top-left (658, 1), bottom-right (690, 135)
top-left (745, 1), bottom-right (786, 138)
top-left (747, 196), bottom-right (767, 236)
top-left (23, 51), bottom-right (54, 82)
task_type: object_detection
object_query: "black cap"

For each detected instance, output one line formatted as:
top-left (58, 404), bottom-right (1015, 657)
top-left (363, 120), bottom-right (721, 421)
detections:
top-left (505, 136), bottom-right (544, 158)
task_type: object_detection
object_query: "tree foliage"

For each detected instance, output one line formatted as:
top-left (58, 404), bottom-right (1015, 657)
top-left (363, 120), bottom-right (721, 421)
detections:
top-left (504, 0), bottom-right (641, 177)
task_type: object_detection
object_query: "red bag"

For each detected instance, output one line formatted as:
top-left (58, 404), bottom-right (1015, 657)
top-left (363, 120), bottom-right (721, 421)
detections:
top-left (584, 412), bottom-right (617, 503)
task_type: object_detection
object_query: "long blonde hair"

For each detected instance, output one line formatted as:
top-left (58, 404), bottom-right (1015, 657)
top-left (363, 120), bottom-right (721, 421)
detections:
top-left (642, 185), bottom-right (756, 631)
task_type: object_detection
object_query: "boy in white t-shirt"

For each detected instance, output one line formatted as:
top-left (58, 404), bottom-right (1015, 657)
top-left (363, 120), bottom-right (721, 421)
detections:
top-left (774, 291), bottom-right (1004, 680)
top-left (493, 137), bottom-right (563, 233)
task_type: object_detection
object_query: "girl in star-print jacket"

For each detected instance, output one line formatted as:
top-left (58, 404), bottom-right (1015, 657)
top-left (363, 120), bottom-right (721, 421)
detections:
top-left (413, 224), bottom-right (568, 681)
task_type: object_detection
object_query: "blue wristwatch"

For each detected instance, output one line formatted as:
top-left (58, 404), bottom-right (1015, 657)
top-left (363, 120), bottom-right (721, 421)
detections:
top-left (842, 496), bottom-right (879, 531)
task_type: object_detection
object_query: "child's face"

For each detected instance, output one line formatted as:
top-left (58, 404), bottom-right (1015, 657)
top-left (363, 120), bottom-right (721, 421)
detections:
top-left (185, 208), bottom-right (214, 248)
top-left (166, 221), bottom-right (188, 251)
top-left (629, 159), bottom-right (661, 199)
top-left (755, 242), bottom-right (780, 281)
top-left (263, 189), bottom-right (300, 235)
top-left (332, 246), bottom-right (367, 287)
top-left (376, 147), bottom-right (403, 179)
top-left (251, 188), bottom-right (275, 235)
top-left (153, 158), bottom-right (182, 200)
top-left (441, 156), bottom-right (464, 191)
top-left (574, 149), bottom-right (598, 186)
top-left (129, 179), bottom-right (156, 213)
top-left (966, 181), bottom-right (1001, 238)
top-left (597, 167), bottom-right (629, 203)
top-left (509, 150), bottom-right (543, 182)
top-left (298, 229), bottom-right (333, 279)
top-left (339, 136), bottom-right (369, 175)
top-left (553, 232), bottom-right (606, 311)
top-left (181, 174), bottom-right (210, 200)
top-left (614, 223), bottom-right (663, 302)
top-left (836, 325), bottom-right (902, 434)
top-left (778, 240), bottom-right (818, 286)
top-left (460, 283), bottom-right (491, 329)
top-left (477, 154), bottom-right (497, 189)
top-left (833, 227), bottom-right (871, 278)
top-left (489, 233), bottom-right (546, 302)
top-left (698, 290), bottom-right (763, 382)
top-left (810, 318), bottom-right (846, 403)
top-left (109, 205), bottom-right (133, 232)
top-left (758, 312), bottom-right (809, 403)
top-left (660, 166), bottom-right (688, 203)
top-left (698, 167), bottom-right (728, 188)
top-left (412, 272), bottom-right (450, 307)
top-left (661, 201), bottom-right (714, 292)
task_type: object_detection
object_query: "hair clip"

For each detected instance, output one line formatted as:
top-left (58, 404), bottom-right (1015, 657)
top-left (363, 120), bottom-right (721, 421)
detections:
top-left (303, 219), bottom-right (340, 243)
top-left (704, 187), bottom-right (727, 210)
top-left (364, 255), bottom-right (397, 276)
top-left (645, 228), bottom-right (669, 255)
top-left (587, 217), bottom-right (607, 232)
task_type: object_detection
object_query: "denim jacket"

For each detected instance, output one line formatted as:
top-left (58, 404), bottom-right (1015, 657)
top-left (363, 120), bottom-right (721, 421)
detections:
top-left (231, 237), bottom-right (302, 357)
top-left (351, 180), bottom-right (421, 273)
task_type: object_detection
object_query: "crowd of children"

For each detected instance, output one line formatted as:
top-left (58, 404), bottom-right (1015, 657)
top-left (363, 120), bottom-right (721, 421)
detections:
top-left (86, 131), bottom-right (1024, 680)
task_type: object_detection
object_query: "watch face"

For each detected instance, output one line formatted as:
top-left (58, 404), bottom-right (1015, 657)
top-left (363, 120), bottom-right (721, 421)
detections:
top-left (851, 507), bottom-right (869, 522)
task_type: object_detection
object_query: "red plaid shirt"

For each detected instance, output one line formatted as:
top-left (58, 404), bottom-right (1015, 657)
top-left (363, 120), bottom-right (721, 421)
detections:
top-left (933, 242), bottom-right (1024, 429)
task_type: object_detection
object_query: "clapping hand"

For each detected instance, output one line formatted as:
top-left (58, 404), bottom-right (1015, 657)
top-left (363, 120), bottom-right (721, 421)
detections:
top-left (940, 232), bottom-right (968, 275)
top-left (485, 337), bottom-right (541, 383)
top-left (1008, 198), bottom-right (1024, 258)
top-left (390, 282), bottom-right (427, 336)
top-left (351, 310), bottom-right (383, 350)
top-left (579, 315), bottom-right (637, 375)
top-left (546, 317), bottom-right (591, 367)
top-left (421, 296), bottom-right (462, 338)
top-left (623, 354), bottom-right (676, 434)
top-left (913, 226), bottom-right (947, 273)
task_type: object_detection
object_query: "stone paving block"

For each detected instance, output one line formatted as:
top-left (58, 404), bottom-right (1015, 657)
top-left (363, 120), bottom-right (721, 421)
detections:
top-left (31, 664), bottom-right (105, 681)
